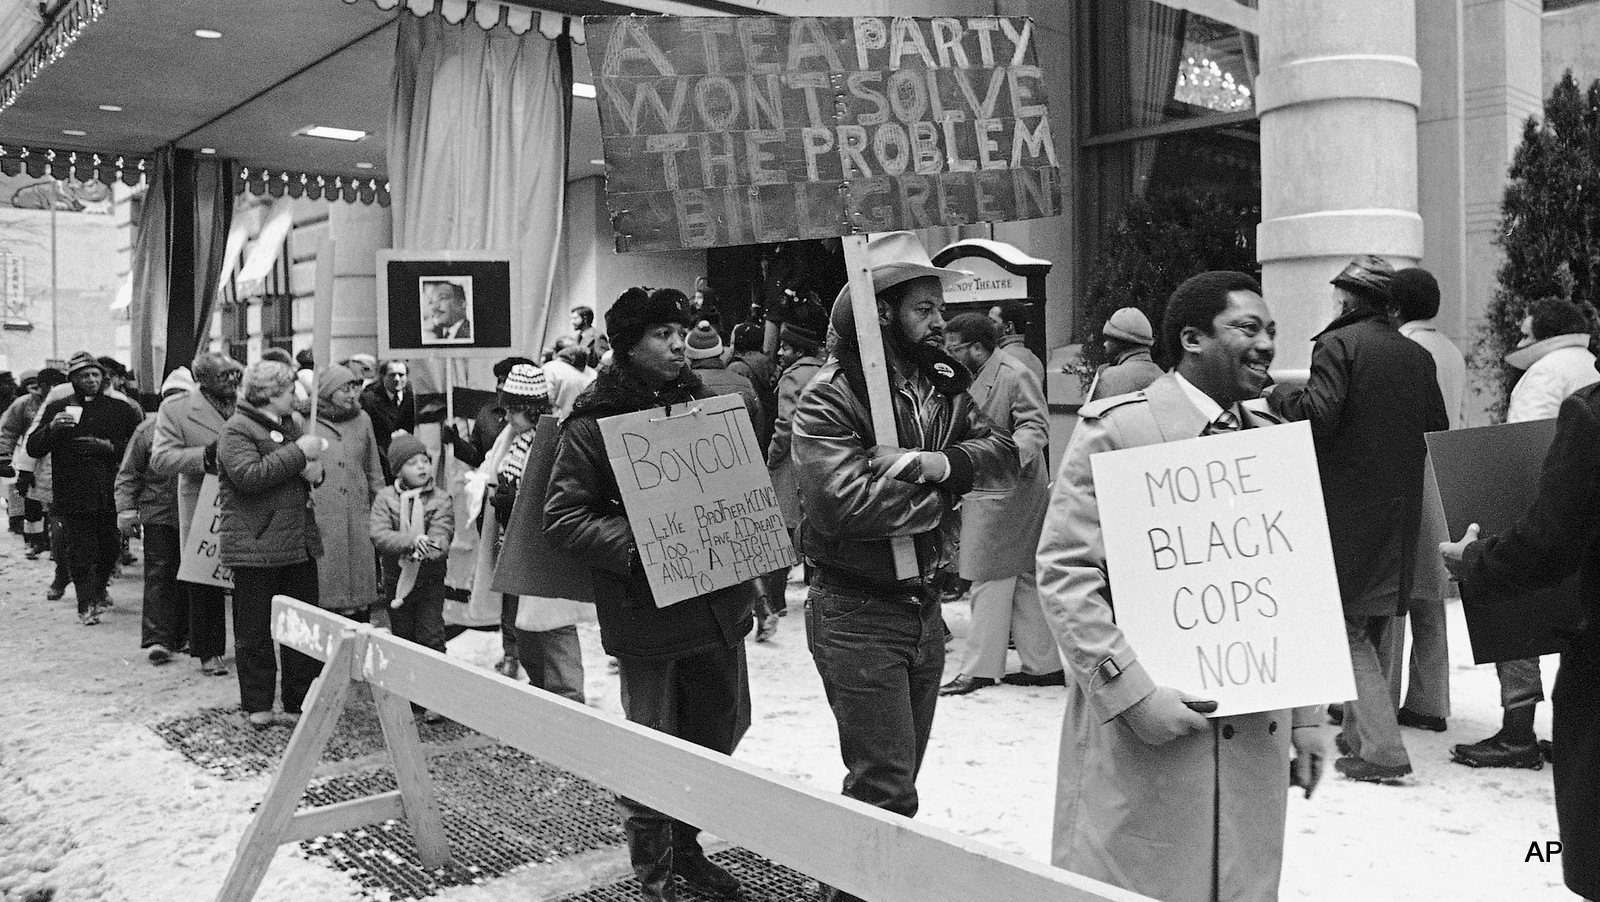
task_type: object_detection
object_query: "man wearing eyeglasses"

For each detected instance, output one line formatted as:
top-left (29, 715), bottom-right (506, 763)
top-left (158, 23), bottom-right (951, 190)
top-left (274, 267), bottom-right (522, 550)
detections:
top-left (1265, 256), bottom-right (1450, 785)
top-left (1037, 271), bottom-right (1326, 902)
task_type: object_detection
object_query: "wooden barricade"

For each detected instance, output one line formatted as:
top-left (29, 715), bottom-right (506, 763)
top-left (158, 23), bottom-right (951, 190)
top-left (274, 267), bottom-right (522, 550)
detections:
top-left (218, 597), bottom-right (1150, 902)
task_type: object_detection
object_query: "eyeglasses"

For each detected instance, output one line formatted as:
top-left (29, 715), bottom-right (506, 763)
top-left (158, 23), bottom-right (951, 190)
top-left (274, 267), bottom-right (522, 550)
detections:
top-left (1222, 320), bottom-right (1275, 340)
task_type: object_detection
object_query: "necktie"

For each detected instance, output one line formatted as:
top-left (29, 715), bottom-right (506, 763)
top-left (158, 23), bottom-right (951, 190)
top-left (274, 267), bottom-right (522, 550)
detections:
top-left (1203, 408), bottom-right (1240, 436)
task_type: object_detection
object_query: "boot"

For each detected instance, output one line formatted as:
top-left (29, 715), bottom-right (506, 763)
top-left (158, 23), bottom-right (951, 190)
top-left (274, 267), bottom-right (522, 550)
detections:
top-left (1452, 705), bottom-right (1543, 769)
top-left (625, 820), bottom-right (676, 902)
top-left (672, 824), bottom-right (742, 899)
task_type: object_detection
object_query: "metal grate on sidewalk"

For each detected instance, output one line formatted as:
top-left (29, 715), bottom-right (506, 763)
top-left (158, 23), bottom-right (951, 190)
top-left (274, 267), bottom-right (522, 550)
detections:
top-left (553, 847), bottom-right (821, 902)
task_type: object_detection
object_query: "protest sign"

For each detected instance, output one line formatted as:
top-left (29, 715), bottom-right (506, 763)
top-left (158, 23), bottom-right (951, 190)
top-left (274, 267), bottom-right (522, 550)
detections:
top-left (178, 474), bottom-right (233, 589)
top-left (585, 16), bottom-right (1060, 252)
top-left (599, 393), bottom-right (797, 607)
top-left (493, 415), bottom-right (595, 604)
top-left (1091, 422), bottom-right (1355, 717)
top-left (1426, 420), bottom-right (1586, 663)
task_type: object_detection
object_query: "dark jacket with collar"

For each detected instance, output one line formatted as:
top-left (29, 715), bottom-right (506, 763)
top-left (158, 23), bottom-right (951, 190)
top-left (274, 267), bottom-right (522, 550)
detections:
top-left (360, 383), bottom-right (416, 475)
top-left (1268, 306), bottom-right (1450, 616)
top-left (217, 402), bottom-right (322, 569)
top-left (27, 389), bottom-right (142, 516)
top-left (1090, 347), bottom-right (1164, 401)
top-left (543, 362), bottom-right (754, 661)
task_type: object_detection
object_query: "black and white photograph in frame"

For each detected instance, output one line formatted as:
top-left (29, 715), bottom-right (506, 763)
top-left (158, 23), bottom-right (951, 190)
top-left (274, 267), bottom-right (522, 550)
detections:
top-left (419, 276), bottom-right (475, 345)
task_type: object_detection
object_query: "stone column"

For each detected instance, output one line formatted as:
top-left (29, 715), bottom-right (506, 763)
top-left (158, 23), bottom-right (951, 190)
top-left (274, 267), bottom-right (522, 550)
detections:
top-left (1255, 1), bottom-right (1423, 370)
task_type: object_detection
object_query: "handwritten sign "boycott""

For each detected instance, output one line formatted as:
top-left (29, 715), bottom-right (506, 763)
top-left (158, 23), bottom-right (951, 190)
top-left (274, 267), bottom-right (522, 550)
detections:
top-left (1091, 422), bottom-right (1354, 717)
top-left (600, 393), bottom-right (798, 607)
top-left (586, 16), bottom-right (1060, 252)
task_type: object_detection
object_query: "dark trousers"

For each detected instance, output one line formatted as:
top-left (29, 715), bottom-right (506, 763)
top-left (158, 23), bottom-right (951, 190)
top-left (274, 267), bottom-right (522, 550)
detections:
top-left (139, 524), bottom-right (187, 650)
top-left (1553, 631), bottom-right (1600, 899)
top-left (805, 578), bottom-right (943, 820)
top-left (23, 497), bottom-right (47, 551)
top-left (614, 642), bottom-right (748, 850)
top-left (232, 560), bottom-right (323, 715)
top-left (59, 510), bottom-right (119, 614)
top-left (501, 593), bottom-right (519, 658)
top-left (517, 624), bottom-right (586, 703)
top-left (388, 574), bottom-right (447, 655)
top-left (50, 511), bottom-right (69, 590)
top-left (185, 582), bottom-right (229, 660)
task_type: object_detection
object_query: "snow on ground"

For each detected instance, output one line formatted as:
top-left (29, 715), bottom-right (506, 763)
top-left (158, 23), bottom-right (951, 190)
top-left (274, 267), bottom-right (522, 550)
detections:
top-left (0, 539), bottom-right (1578, 901)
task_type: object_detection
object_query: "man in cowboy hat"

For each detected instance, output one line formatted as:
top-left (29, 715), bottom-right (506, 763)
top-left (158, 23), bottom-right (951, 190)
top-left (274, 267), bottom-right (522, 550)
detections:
top-left (27, 351), bottom-right (143, 624)
top-left (1266, 255), bottom-right (1449, 783)
top-left (790, 232), bottom-right (1016, 899)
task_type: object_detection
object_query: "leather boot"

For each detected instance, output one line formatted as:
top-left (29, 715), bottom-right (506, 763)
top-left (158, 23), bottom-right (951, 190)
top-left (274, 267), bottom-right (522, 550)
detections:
top-left (1452, 705), bottom-right (1543, 769)
top-left (625, 820), bottom-right (677, 902)
top-left (672, 824), bottom-right (742, 899)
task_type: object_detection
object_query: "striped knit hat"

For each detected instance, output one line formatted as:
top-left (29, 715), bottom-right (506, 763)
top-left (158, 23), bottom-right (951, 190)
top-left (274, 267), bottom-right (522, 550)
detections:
top-left (499, 363), bottom-right (548, 406)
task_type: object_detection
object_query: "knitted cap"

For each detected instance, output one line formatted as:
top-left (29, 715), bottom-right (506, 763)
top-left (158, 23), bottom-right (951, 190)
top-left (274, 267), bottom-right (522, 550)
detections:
top-left (1390, 268), bottom-right (1441, 321)
top-left (66, 350), bottom-right (103, 377)
top-left (779, 321), bottom-right (822, 353)
top-left (316, 363), bottom-right (361, 400)
top-left (686, 321), bottom-right (724, 360)
top-left (1102, 307), bottom-right (1154, 347)
top-left (500, 363), bottom-right (549, 405)
top-left (386, 434), bottom-right (430, 474)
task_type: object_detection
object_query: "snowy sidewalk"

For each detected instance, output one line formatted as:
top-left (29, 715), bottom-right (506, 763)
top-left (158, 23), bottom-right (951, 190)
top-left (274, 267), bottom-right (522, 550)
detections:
top-left (0, 538), bottom-right (1575, 901)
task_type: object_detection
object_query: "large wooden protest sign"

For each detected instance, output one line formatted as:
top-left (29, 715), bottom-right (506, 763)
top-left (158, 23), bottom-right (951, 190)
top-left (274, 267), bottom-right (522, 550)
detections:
top-left (1091, 422), bottom-right (1355, 717)
top-left (1426, 420), bottom-right (1587, 663)
top-left (179, 474), bottom-right (233, 589)
top-left (586, 16), bottom-right (1060, 252)
top-left (600, 394), bottom-right (797, 607)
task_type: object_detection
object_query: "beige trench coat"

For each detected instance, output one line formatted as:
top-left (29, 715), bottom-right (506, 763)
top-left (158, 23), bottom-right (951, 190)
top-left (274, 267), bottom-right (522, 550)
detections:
top-left (310, 411), bottom-right (384, 611)
top-left (958, 349), bottom-right (1050, 582)
top-left (1036, 374), bottom-right (1317, 902)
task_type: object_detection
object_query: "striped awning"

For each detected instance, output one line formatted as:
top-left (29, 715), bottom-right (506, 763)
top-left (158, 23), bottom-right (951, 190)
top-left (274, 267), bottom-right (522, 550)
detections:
top-left (341, 0), bottom-right (585, 42)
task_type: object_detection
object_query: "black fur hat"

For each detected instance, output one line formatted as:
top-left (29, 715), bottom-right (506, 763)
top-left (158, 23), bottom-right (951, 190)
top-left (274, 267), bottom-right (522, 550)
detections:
top-left (606, 287), bottom-right (695, 356)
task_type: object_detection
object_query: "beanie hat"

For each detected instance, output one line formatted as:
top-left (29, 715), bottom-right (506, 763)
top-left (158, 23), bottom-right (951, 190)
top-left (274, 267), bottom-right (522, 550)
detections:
top-left (686, 321), bottom-right (724, 360)
top-left (1331, 255), bottom-right (1395, 303)
top-left (67, 350), bottom-right (103, 377)
top-left (779, 321), bottom-right (822, 353)
top-left (493, 356), bottom-right (537, 381)
top-left (1390, 268), bottom-right (1441, 322)
top-left (1103, 307), bottom-right (1154, 347)
top-left (386, 434), bottom-right (430, 475)
top-left (499, 363), bottom-right (549, 406)
top-left (605, 287), bottom-right (694, 356)
top-left (316, 363), bottom-right (361, 401)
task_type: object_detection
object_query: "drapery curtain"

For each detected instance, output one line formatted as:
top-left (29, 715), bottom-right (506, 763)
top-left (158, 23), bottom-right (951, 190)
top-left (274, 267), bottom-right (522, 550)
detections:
top-left (130, 147), bottom-right (234, 389)
top-left (388, 13), bottom-right (570, 393)
top-left (1127, 1), bottom-right (1188, 196)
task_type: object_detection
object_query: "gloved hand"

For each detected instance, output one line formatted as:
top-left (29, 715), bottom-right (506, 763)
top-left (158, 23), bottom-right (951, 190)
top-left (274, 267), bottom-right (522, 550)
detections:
top-left (1119, 686), bottom-right (1213, 746)
top-left (867, 445), bottom-right (948, 484)
top-left (16, 470), bottom-right (33, 494)
top-left (71, 436), bottom-right (116, 458)
top-left (1290, 724), bottom-right (1328, 799)
top-left (117, 510), bottom-right (140, 538)
top-left (0, 463), bottom-right (14, 478)
top-left (301, 460), bottom-right (325, 486)
top-left (202, 441), bottom-right (219, 475)
top-left (295, 434), bottom-right (327, 461)
top-left (440, 423), bottom-right (461, 446)
top-left (490, 478), bottom-right (518, 527)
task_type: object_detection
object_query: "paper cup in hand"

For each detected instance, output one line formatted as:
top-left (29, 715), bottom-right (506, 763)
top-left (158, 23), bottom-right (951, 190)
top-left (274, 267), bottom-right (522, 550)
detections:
top-left (63, 405), bottom-right (83, 424)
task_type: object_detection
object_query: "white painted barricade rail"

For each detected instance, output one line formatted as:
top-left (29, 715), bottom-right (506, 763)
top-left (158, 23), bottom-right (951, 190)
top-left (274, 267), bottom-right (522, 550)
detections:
top-left (218, 597), bottom-right (1152, 902)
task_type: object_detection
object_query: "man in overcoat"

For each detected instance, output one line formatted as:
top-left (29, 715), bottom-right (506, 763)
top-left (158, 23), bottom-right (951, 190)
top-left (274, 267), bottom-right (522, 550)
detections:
top-left (939, 312), bottom-right (1059, 695)
top-left (1037, 271), bottom-right (1325, 902)
top-left (1266, 256), bottom-right (1449, 782)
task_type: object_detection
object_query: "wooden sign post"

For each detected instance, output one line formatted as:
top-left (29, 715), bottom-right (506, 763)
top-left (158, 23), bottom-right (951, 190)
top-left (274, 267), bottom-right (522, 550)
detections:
top-left (1090, 422), bottom-right (1355, 716)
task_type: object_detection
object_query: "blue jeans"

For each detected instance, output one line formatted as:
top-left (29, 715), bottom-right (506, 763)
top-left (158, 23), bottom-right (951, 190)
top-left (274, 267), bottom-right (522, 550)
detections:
top-left (805, 578), bottom-right (944, 820)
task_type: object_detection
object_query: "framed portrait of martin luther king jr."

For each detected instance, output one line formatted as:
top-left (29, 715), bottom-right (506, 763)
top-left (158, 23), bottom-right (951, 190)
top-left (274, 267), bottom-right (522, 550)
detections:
top-left (376, 249), bottom-right (521, 360)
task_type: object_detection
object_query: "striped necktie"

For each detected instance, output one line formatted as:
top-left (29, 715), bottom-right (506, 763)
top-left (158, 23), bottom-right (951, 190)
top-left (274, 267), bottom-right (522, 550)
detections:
top-left (1203, 407), bottom-right (1240, 436)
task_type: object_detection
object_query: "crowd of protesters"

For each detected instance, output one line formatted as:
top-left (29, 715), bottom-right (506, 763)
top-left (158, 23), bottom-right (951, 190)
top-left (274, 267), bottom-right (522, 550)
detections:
top-left (3, 230), bottom-right (1597, 902)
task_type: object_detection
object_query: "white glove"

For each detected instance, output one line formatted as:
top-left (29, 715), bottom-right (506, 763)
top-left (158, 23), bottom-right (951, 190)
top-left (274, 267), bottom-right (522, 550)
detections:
top-left (1119, 686), bottom-right (1212, 746)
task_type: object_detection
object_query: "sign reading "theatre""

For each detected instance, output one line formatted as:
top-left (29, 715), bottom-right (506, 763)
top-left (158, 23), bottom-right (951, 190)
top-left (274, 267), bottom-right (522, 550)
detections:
top-left (585, 16), bottom-right (1061, 252)
top-left (1091, 422), bottom-right (1355, 717)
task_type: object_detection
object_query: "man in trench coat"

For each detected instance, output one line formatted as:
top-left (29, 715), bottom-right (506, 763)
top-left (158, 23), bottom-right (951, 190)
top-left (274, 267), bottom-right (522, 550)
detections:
top-left (1037, 271), bottom-right (1325, 902)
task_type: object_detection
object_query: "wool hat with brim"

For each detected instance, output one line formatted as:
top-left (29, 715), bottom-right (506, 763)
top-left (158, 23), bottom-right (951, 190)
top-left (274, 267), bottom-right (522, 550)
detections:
top-left (387, 434), bottom-right (430, 475)
top-left (1331, 255), bottom-right (1396, 302)
top-left (830, 231), bottom-right (969, 309)
top-left (605, 287), bottom-right (695, 355)
top-left (499, 363), bottom-right (549, 406)
top-left (687, 321), bottom-right (724, 360)
top-left (1102, 307), bottom-right (1154, 347)
top-left (66, 350), bottom-right (103, 377)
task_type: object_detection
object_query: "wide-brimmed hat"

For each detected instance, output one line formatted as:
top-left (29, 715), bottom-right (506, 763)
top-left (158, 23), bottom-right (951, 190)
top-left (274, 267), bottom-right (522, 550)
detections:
top-left (830, 232), bottom-right (969, 308)
top-left (66, 350), bottom-right (103, 377)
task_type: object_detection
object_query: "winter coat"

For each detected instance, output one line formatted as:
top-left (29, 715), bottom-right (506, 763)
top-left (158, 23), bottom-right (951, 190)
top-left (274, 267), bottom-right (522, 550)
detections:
top-left (360, 383), bottom-right (416, 478)
top-left (791, 298), bottom-right (1017, 587)
top-left (216, 402), bottom-right (321, 569)
top-left (0, 392), bottom-right (39, 464)
top-left (1088, 347), bottom-right (1163, 401)
top-left (958, 350), bottom-right (1050, 582)
top-left (310, 410), bottom-right (384, 610)
top-left (1037, 373), bottom-right (1318, 902)
top-left (114, 415), bottom-right (178, 527)
top-left (728, 350), bottom-right (778, 454)
top-left (1505, 334), bottom-right (1599, 424)
top-left (997, 333), bottom-right (1045, 384)
top-left (544, 362), bottom-right (754, 661)
top-left (27, 389), bottom-right (142, 517)
top-left (1400, 320), bottom-right (1467, 429)
top-left (1267, 308), bottom-right (1449, 616)
top-left (371, 479), bottom-right (455, 598)
top-left (689, 357), bottom-right (764, 442)
top-left (1459, 382), bottom-right (1600, 899)
top-left (766, 354), bottom-right (824, 529)
top-left (150, 390), bottom-right (232, 546)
